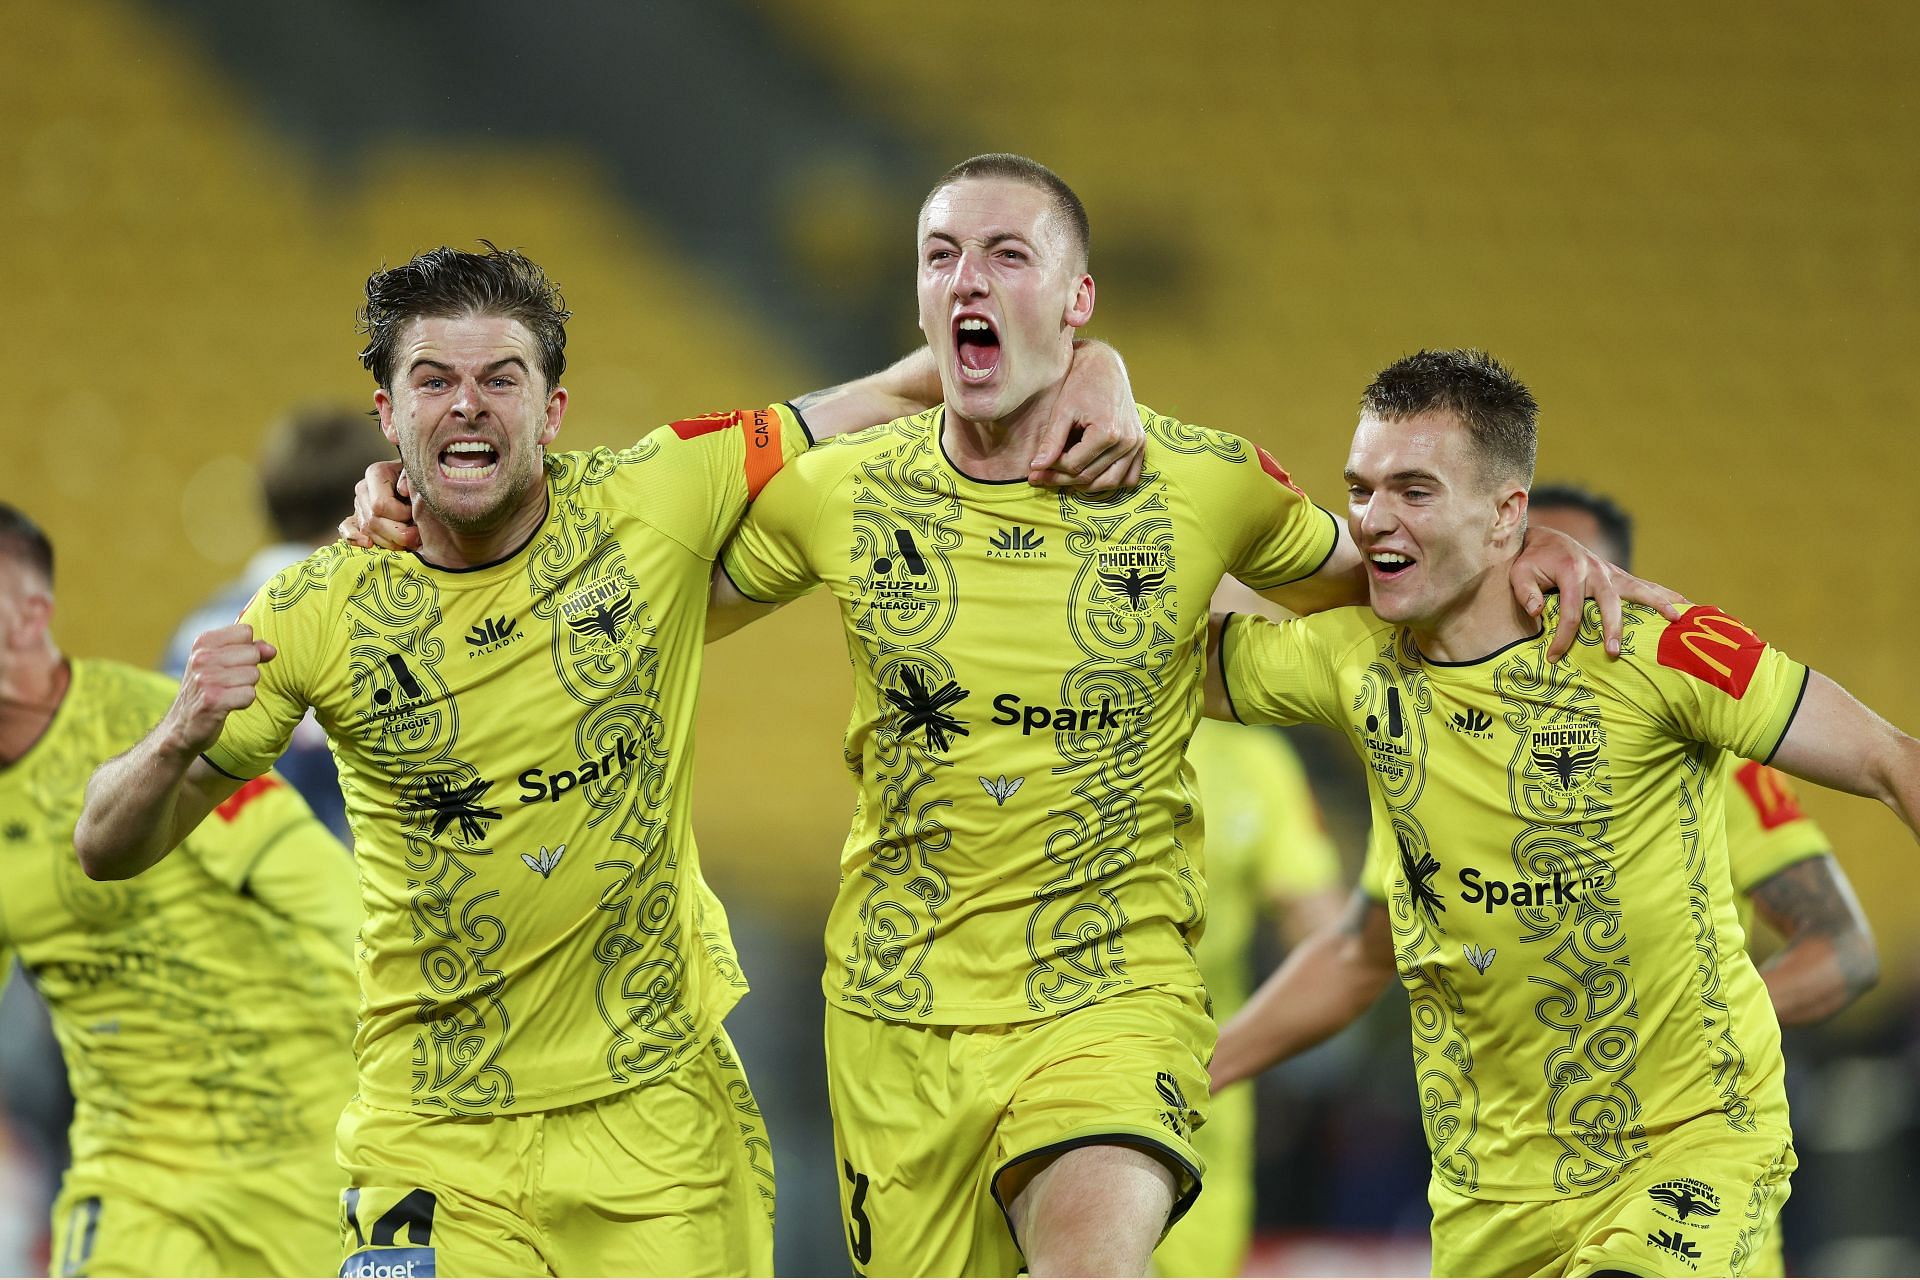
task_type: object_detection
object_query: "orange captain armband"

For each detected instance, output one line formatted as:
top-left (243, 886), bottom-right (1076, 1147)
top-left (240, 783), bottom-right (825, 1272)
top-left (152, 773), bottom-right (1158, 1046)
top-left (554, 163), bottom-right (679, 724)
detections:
top-left (1656, 603), bottom-right (1766, 698)
top-left (668, 406), bottom-right (787, 500)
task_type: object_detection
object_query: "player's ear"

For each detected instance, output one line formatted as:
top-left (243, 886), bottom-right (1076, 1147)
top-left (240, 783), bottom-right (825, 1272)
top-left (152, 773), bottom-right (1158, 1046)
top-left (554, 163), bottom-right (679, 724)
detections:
top-left (1065, 273), bottom-right (1095, 330)
top-left (1492, 484), bottom-right (1527, 545)
top-left (374, 389), bottom-right (399, 446)
top-left (540, 387), bottom-right (568, 446)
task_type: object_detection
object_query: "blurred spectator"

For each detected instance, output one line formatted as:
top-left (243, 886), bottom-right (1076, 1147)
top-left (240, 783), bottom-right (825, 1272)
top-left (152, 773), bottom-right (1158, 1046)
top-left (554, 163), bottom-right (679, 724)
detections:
top-left (162, 406), bottom-right (392, 840)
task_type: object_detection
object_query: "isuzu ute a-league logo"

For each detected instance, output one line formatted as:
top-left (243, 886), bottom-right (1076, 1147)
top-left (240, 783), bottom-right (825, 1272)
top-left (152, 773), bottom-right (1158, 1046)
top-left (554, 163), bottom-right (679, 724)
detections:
top-left (863, 527), bottom-right (937, 613)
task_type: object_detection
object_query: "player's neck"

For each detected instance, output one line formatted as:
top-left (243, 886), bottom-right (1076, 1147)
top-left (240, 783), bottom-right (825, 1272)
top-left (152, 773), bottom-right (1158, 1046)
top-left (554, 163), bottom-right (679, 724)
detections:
top-left (0, 649), bottom-right (68, 768)
top-left (414, 488), bottom-right (550, 571)
top-left (941, 393), bottom-right (1054, 482)
top-left (1410, 572), bottom-right (1540, 664)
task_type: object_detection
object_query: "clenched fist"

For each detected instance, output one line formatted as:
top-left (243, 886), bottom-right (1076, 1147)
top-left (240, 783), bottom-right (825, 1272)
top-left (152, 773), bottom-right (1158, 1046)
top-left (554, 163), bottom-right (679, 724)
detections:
top-left (165, 624), bottom-right (277, 755)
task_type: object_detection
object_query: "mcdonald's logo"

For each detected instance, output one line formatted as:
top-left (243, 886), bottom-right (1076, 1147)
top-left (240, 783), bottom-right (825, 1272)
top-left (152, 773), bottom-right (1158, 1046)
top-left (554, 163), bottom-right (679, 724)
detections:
top-left (1656, 604), bottom-right (1766, 698)
top-left (1735, 760), bottom-right (1807, 831)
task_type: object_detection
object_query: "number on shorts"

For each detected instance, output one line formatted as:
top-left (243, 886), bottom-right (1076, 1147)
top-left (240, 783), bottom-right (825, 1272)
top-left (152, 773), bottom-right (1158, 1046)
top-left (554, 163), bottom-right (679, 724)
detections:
top-left (842, 1161), bottom-right (873, 1267)
top-left (58, 1196), bottom-right (101, 1277)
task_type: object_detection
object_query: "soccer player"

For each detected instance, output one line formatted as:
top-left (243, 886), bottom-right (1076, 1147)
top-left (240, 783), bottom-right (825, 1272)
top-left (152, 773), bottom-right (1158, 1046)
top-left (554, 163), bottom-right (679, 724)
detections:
top-left (707, 156), bottom-right (1661, 1276)
top-left (164, 405), bottom-right (395, 841)
top-left (74, 244), bottom-right (1146, 1278)
top-left (1151, 716), bottom-right (1342, 1279)
top-left (0, 503), bottom-right (357, 1277)
top-left (1207, 349), bottom-right (1919, 1276)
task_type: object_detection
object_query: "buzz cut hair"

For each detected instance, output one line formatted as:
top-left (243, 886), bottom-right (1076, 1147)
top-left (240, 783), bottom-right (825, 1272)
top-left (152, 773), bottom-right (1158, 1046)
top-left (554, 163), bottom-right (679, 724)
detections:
top-left (358, 241), bottom-right (571, 392)
top-left (0, 503), bottom-right (54, 587)
top-left (1529, 483), bottom-right (1636, 571)
top-left (1361, 349), bottom-right (1538, 487)
top-left (921, 153), bottom-right (1091, 268)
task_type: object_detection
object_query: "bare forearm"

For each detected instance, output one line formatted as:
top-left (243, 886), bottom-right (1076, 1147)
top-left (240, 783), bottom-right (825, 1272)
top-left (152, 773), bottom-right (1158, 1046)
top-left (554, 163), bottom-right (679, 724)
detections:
top-left (1211, 915), bottom-right (1394, 1089)
top-left (74, 732), bottom-right (203, 880)
top-left (1760, 931), bottom-right (1880, 1025)
top-left (790, 349), bottom-right (939, 439)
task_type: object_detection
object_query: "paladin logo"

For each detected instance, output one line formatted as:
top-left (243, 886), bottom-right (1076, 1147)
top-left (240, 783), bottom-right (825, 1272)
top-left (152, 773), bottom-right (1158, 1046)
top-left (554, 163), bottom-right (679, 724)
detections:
top-left (465, 614), bottom-right (521, 658)
top-left (1646, 1229), bottom-right (1702, 1269)
top-left (988, 525), bottom-right (1046, 560)
top-left (979, 775), bottom-right (1025, 805)
top-left (1463, 943), bottom-right (1497, 974)
top-left (883, 663), bottom-right (971, 753)
top-left (1649, 1179), bottom-right (1721, 1225)
top-left (1449, 708), bottom-right (1494, 740)
top-left (1529, 721), bottom-right (1605, 791)
top-left (1397, 832), bottom-right (1446, 927)
top-left (560, 573), bottom-right (638, 646)
top-left (400, 773), bottom-right (500, 844)
top-left (520, 844), bottom-right (565, 878)
top-left (1096, 546), bottom-right (1171, 611)
top-left (1154, 1071), bottom-right (1193, 1140)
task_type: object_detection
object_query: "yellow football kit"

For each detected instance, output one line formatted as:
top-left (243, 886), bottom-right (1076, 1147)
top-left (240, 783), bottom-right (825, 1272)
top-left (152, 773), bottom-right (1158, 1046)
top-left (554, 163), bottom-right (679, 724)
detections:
top-left (722, 405), bottom-right (1338, 1273)
top-left (0, 659), bottom-right (356, 1277)
top-left (1222, 599), bottom-right (1806, 1275)
top-left (204, 406), bottom-right (804, 1277)
top-left (1153, 721), bottom-right (1341, 1278)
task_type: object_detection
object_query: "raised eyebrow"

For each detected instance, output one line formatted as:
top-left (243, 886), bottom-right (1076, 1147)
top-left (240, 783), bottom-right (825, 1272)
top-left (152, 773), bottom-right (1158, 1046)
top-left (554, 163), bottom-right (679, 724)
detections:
top-left (920, 230), bottom-right (1035, 251)
top-left (405, 356), bottom-right (530, 378)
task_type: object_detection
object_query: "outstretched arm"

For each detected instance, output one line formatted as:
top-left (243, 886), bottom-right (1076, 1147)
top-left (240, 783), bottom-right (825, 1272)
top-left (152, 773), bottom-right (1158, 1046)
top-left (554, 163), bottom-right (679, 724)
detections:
top-left (75, 624), bottom-right (264, 878)
top-left (1210, 889), bottom-right (1397, 1091)
top-left (1769, 671), bottom-right (1920, 837)
top-left (1746, 853), bottom-right (1879, 1024)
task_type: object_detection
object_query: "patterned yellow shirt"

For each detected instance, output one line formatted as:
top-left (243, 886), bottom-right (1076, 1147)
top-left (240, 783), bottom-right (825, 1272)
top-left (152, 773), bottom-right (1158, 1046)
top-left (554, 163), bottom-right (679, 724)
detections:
top-left (722, 405), bottom-right (1338, 1023)
top-left (1222, 599), bottom-right (1807, 1200)
top-left (0, 659), bottom-right (356, 1172)
top-left (205, 407), bottom-right (805, 1116)
top-left (1724, 759), bottom-right (1832, 936)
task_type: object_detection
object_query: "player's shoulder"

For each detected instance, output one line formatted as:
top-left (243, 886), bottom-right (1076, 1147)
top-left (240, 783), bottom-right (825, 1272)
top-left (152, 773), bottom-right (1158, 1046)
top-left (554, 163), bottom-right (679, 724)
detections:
top-left (1234, 604), bottom-right (1393, 667)
top-left (251, 540), bottom-right (381, 616)
top-left (781, 405), bottom-right (935, 485)
top-left (70, 658), bottom-right (176, 716)
top-left (1138, 404), bottom-right (1254, 468)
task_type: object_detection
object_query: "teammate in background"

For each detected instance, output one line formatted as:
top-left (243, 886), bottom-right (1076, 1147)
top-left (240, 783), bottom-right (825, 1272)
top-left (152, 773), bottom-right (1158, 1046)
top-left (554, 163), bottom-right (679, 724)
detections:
top-left (707, 156), bottom-right (1662, 1276)
top-left (1528, 484), bottom-right (1879, 1026)
top-left (1207, 350), bottom-right (1920, 1276)
top-left (76, 244), bottom-right (1148, 1278)
top-left (163, 406), bottom-right (395, 841)
top-left (1152, 714), bottom-right (1343, 1278)
top-left (0, 503), bottom-right (357, 1277)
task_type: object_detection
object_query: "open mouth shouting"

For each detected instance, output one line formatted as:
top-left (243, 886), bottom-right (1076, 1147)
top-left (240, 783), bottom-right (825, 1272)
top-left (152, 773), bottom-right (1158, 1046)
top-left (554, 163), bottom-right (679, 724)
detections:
top-left (1368, 550), bottom-right (1416, 580)
top-left (954, 314), bottom-right (1001, 382)
top-left (438, 439), bottom-right (500, 481)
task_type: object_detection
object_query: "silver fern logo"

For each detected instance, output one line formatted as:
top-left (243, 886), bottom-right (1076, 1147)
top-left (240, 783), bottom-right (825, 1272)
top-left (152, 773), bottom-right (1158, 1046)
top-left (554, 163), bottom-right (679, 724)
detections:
top-left (520, 844), bottom-right (566, 878)
top-left (979, 774), bottom-right (1024, 805)
top-left (1463, 943), bottom-right (1497, 975)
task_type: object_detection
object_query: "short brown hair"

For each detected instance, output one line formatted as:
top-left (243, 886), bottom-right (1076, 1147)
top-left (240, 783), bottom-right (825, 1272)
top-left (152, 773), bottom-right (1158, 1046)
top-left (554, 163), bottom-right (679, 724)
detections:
top-left (921, 153), bottom-right (1090, 268)
top-left (1361, 349), bottom-right (1537, 485)
top-left (258, 406), bottom-right (398, 544)
top-left (358, 241), bottom-right (571, 391)
top-left (0, 503), bottom-right (54, 587)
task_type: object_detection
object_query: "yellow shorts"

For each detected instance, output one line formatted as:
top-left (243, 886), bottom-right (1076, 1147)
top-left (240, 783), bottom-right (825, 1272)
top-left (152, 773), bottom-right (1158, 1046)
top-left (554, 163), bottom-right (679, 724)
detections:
top-left (1152, 1076), bottom-right (1253, 1277)
top-left (50, 1145), bottom-right (340, 1277)
top-left (1429, 1127), bottom-right (1795, 1277)
top-left (825, 985), bottom-right (1212, 1277)
top-left (336, 1029), bottom-right (774, 1278)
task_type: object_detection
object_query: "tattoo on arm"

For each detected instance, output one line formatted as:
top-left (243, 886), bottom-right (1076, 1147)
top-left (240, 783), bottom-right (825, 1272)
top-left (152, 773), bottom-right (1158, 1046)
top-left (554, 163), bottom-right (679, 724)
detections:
top-left (1748, 853), bottom-right (1879, 998)
top-left (789, 383), bottom-right (849, 416)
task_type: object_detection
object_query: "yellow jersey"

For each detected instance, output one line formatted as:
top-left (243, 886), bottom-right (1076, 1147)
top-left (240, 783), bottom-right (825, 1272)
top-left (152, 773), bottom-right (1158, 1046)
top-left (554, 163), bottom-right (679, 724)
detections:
top-left (1185, 720), bottom-right (1341, 1014)
top-left (0, 659), bottom-right (355, 1172)
top-left (721, 405), bottom-right (1338, 1024)
top-left (1221, 599), bottom-right (1807, 1200)
top-left (204, 406), bottom-right (805, 1116)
